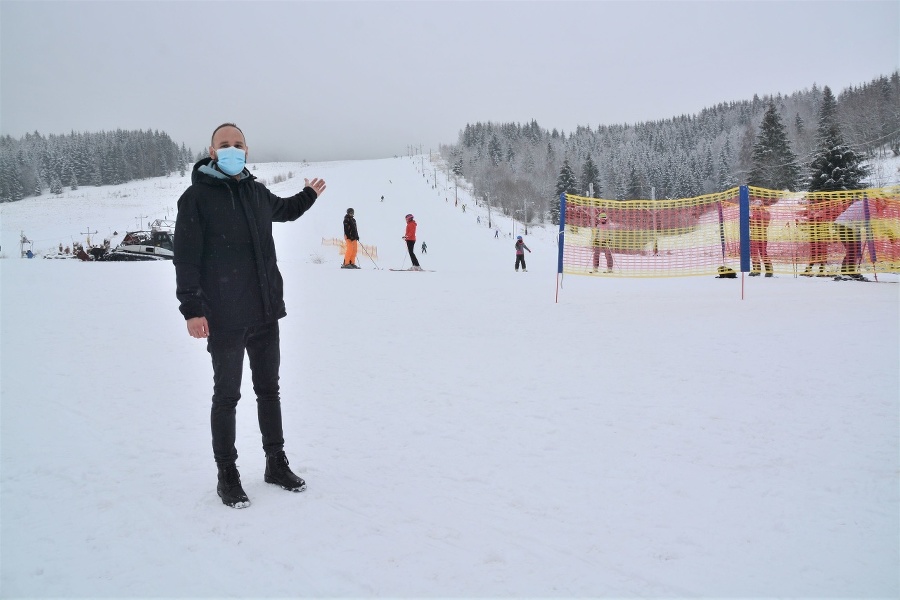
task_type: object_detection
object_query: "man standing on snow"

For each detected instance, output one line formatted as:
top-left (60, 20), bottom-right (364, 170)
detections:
top-left (403, 213), bottom-right (422, 270)
top-left (173, 123), bottom-right (326, 509)
top-left (342, 207), bottom-right (359, 268)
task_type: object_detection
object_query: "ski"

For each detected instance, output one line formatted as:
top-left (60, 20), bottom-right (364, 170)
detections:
top-left (389, 268), bottom-right (435, 272)
top-left (832, 275), bottom-right (896, 283)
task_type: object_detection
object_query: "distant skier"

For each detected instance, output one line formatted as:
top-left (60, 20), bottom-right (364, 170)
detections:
top-left (403, 214), bottom-right (422, 270)
top-left (802, 203), bottom-right (828, 276)
top-left (342, 208), bottom-right (360, 269)
top-left (833, 199), bottom-right (866, 279)
top-left (421, 241), bottom-right (427, 254)
top-left (748, 200), bottom-right (773, 277)
top-left (494, 229), bottom-right (499, 238)
top-left (591, 212), bottom-right (613, 273)
top-left (514, 235), bottom-right (531, 272)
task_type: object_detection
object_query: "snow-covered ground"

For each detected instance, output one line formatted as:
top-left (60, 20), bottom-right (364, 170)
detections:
top-left (1, 156), bottom-right (898, 598)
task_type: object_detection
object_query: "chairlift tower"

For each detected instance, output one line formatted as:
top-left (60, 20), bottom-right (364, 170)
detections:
top-left (19, 230), bottom-right (33, 258)
top-left (81, 226), bottom-right (98, 247)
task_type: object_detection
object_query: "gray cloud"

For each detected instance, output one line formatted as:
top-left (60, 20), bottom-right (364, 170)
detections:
top-left (2, 0), bottom-right (898, 162)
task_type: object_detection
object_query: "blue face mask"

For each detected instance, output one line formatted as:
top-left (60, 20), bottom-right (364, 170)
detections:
top-left (215, 146), bottom-right (246, 176)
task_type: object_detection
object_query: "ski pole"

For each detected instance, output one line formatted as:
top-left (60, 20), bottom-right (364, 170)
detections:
top-left (786, 220), bottom-right (797, 278)
top-left (792, 220), bottom-right (799, 278)
top-left (358, 240), bottom-right (380, 269)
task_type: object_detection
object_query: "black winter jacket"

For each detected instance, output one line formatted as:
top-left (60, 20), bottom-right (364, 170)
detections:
top-left (174, 158), bottom-right (318, 330)
top-left (343, 213), bottom-right (359, 241)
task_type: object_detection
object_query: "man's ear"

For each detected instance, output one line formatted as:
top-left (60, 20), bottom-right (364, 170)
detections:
top-left (209, 146), bottom-right (216, 160)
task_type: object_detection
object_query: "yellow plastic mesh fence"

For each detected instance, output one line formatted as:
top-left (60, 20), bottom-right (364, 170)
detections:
top-left (321, 237), bottom-right (378, 260)
top-left (562, 185), bottom-right (900, 278)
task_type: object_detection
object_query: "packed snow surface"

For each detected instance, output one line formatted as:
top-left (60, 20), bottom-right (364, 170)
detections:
top-left (1, 156), bottom-right (898, 598)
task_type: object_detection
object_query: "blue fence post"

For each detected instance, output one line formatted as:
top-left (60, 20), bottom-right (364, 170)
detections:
top-left (739, 186), bottom-right (750, 272)
top-left (557, 193), bottom-right (566, 274)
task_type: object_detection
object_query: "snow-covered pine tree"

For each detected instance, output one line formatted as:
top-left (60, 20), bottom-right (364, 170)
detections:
top-left (552, 158), bottom-right (580, 225)
top-left (488, 134), bottom-right (502, 167)
top-left (580, 154), bottom-right (600, 197)
top-left (626, 164), bottom-right (642, 199)
top-left (808, 86), bottom-right (869, 192)
top-left (748, 101), bottom-right (802, 190)
top-left (0, 148), bottom-right (26, 202)
top-left (452, 156), bottom-right (463, 176)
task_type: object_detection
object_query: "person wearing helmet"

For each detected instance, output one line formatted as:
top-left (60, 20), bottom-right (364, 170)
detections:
top-left (591, 211), bottom-right (613, 273)
top-left (403, 214), bottom-right (422, 270)
top-left (514, 235), bottom-right (531, 272)
top-left (342, 208), bottom-right (360, 269)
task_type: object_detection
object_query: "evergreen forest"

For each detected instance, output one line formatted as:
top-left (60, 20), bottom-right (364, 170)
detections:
top-left (0, 129), bottom-right (191, 203)
top-left (439, 72), bottom-right (900, 225)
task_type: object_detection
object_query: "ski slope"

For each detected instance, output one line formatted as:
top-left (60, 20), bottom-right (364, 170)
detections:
top-left (1, 156), bottom-right (898, 598)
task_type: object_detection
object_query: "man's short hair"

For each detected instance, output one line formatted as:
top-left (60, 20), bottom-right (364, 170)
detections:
top-left (211, 123), bottom-right (244, 145)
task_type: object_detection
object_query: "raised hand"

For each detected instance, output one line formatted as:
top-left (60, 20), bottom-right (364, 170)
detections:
top-left (305, 177), bottom-right (326, 197)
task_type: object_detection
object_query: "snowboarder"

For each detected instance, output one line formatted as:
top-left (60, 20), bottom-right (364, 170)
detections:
top-left (403, 214), bottom-right (422, 270)
top-left (515, 235), bottom-right (531, 272)
top-left (342, 208), bottom-right (360, 268)
top-left (591, 212), bottom-right (613, 273)
top-left (173, 123), bottom-right (325, 509)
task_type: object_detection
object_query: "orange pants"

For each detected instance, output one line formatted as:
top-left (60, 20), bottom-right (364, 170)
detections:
top-left (344, 238), bottom-right (358, 265)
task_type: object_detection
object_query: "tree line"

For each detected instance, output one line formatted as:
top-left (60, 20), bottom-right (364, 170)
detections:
top-left (0, 129), bottom-right (192, 203)
top-left (439, 72), bottom-right (899, 225)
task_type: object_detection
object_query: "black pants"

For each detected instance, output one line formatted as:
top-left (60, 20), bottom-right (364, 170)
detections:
top-left (835, 224), bottom-right (862, 274)
top-left (207, 321), bottom-right (284, 465)
top-left (406, 240), bottom-right (420, 267)
top-left (515, 254), bottom-right (526, 270)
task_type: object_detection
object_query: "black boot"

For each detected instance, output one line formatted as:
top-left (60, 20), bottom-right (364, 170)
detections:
top-left (265, 451), bottom-right (307, 492)
top-left (217, 463), bottom-right (251, 509)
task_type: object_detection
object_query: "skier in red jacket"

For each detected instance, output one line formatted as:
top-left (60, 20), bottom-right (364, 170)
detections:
top-left (403, 214), bottom-right (422, 270)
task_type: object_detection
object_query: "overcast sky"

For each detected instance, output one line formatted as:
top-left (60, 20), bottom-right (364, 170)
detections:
top-left (2, 0), bottom-right (898, 162)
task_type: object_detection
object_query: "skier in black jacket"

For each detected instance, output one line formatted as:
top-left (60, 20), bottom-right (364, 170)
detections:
top-left (342, 207), bottom-right (359, 268)
top-left (174, 123), bottom-right (326, 509)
